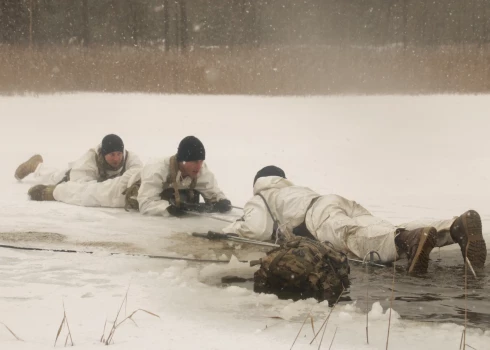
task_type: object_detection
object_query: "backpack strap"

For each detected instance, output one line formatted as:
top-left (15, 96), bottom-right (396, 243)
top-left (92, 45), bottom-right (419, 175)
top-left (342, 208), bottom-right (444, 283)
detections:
top-left (168, 155), bottom-right (181, 207)
top-left (257, 193), bottom-right (280, 237)
top-left (166, 155), bottom-right (198, 208)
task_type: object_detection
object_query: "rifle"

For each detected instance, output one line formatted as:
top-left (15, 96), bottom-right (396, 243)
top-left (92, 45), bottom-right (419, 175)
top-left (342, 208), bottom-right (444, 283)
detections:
top-left (192, 231), bottom-right (387, 268)
top-left (192, 231), bottom-right (280, 248)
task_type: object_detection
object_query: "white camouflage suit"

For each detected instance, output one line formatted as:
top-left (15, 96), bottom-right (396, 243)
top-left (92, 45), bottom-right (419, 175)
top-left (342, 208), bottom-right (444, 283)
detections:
top-left (33, 145), bottom-right (142, 207)
top-left (224, 176), bottom-right (457, 263)
top-left (133, 156), bottom-right (228, 216)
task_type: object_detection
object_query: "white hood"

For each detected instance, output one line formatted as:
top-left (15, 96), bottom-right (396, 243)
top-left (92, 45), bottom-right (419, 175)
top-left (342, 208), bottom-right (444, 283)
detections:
top-left (225, 176), bottom-right (319, 240)
top-left (253, 176), bottom-right (294, 195)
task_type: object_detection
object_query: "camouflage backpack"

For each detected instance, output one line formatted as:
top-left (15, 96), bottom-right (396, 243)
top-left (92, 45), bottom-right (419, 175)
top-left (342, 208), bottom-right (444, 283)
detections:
top-left (253, 237), bottom-right (350, 303)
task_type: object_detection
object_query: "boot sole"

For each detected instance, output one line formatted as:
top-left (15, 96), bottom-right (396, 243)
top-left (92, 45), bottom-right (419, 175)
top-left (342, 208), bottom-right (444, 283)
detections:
top-left (408, 227), bottom-right (437, 274)
top-left (14, 155), bottom-right (43, 180)
top-left (461, 210), bottom-right (486, 269)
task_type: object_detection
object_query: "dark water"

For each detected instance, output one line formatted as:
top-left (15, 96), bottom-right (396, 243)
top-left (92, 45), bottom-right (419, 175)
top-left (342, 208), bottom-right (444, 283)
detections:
top-left (339, 248), bottom-right (490, 329)
top-left (222, 248), bottom-right (490, 330)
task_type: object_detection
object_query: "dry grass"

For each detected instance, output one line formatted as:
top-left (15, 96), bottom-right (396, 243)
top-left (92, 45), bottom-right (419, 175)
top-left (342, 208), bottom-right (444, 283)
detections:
top-left (328, 326), bottom-right (338, 350)
top-left (1, 44), bottom-right (490, 95)
top-left (54, 301), bottom-right (74, 347)
top-left (0, 321), bottom-right (23, 341)
top-left (290, 305), bottom-right (317, 350)
top-left (101, 286), bottom-right (160, 346)
top-left (309, 286), bottom-right (345, 348)
top-left (385, 261), bottom-right (397, 350)
top-left (365, 265), bottom-right (370, 345)
top-left (461, 257), bottom-right (469, 350)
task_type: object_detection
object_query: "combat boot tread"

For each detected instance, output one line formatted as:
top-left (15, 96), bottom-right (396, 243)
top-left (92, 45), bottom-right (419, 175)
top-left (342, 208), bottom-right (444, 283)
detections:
top-left (459, 210), bottom-right (486, 269)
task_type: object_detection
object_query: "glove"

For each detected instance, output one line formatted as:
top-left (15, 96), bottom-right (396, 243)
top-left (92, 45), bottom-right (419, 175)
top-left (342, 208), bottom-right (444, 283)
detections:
top-left (167, 205), bottom-right (187, 217)
top-left (192, 203), bottom-right (215, 213)
top-left (213, 199), bottom-right (232, 213)
top-left (169, 197), bottom-right (214, 214)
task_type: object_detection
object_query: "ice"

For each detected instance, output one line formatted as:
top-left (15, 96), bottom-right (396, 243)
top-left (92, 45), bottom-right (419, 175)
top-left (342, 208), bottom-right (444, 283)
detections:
top-left (0, 93), bottom-right (489, 349)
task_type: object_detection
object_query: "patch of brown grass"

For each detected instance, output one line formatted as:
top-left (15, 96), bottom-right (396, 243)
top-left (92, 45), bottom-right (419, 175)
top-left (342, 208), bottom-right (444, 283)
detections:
top-left (1, 44), bottom-right (490, 95)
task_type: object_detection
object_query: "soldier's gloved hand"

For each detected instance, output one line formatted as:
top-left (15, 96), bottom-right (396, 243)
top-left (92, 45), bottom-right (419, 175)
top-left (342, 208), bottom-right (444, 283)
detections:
top-left (193, 203), bottom-right (215, 213)
top-left (167, 204), bottom-right (187, 217)
top-left (213, 199), bottom-right (232, 213)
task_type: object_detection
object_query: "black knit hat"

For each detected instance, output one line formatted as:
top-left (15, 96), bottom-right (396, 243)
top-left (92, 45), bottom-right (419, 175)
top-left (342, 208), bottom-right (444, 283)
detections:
top-left (177, 136), bottom-right (206, 162)
top-left (253, 165), bottom-right (286, 185)
top-left (101, 134), bottom-right (124, 156)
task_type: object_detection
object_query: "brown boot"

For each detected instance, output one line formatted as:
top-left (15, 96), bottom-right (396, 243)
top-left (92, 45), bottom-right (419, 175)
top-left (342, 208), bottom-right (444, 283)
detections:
top-left (28, 185), bottom-right (56, 201)
top-left (450, 210), bottom-right (486, 269)
top-left (15, 154), bottom-right (43, 180)
top-left (395, 227), bottom-right (437, 274)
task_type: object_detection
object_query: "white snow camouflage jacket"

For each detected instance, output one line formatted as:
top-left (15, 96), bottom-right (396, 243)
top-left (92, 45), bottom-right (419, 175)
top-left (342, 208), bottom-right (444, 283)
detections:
top-left (223, 176), bottom-right (398, 262)
top-left (68, 145), bottom-right (142, 183)
top-left (53, 145), bottom-right (143, 208)
top-left (135, 156), bottom-right (227, 216)
top-left (223, 176), bottom-right (319, 240)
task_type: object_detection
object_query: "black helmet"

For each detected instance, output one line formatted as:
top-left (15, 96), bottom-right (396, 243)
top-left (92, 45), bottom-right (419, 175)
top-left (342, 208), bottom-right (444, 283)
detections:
top-left (253, 165), bottom-right (286, 185)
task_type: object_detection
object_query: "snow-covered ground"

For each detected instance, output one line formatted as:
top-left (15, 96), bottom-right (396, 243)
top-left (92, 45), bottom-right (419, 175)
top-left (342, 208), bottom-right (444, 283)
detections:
top-left (0, 94), bottom-right (489, 349)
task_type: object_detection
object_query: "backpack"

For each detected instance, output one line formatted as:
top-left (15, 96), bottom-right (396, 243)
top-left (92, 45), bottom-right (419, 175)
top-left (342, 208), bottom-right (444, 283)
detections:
top-left (254, 237), bottom-right (350, 303)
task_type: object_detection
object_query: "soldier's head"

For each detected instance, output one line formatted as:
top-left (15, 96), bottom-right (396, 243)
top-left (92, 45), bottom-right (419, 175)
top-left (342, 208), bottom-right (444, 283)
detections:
top-left (101, 134), bottom-right (124, 168)
top-left (253, 165), bottom-right (286, 185)
top-left (177, 136), bottom-right (205, 179)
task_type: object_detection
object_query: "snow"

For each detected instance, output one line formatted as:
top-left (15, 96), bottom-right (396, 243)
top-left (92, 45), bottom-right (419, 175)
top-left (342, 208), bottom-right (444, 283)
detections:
top-left (1, 93), bottom-right (489, 349)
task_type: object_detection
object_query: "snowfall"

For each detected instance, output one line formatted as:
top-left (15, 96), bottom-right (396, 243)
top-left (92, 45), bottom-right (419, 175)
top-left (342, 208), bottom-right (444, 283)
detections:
top-left (1, 94), bottom-right (489, 349)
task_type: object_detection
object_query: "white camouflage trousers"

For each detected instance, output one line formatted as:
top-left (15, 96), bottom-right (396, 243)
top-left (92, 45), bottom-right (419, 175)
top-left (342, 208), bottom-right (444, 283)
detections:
top-left (304, 194), bottom-right (456, 263)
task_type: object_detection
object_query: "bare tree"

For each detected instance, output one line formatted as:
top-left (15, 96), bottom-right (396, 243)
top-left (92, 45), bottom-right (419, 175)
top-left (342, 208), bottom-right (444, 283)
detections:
top-left (128, 0), bottom-right (139, 45)
top-left (81, 0), bottom-right (90, 46)
top-left (0, 0), bottom-right (27, 44)
top-left (178, 0), bottom-right (188, 50)
top-left (163, 0), bottom-right (169, 50)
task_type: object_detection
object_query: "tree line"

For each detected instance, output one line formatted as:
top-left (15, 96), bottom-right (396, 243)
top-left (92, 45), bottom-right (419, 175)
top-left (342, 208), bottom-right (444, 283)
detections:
top-left (1, 0), bottom-right (489, 48)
